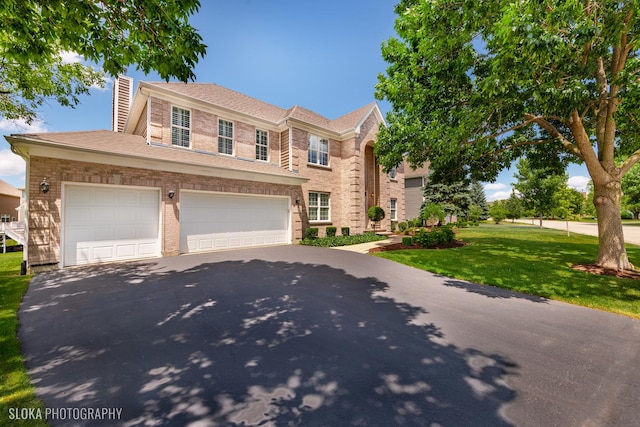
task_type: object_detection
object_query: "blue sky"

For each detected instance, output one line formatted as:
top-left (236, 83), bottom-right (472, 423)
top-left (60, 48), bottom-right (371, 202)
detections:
top-left (0, 0), bottom-right (589, 200)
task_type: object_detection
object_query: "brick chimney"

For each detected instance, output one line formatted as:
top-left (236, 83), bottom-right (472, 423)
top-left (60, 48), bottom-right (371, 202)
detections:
top-left (112, 76), bottom-right (133, 132)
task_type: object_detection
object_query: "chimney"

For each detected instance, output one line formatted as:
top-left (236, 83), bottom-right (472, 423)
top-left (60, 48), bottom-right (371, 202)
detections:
top-left (112, 75), bottom-right (133, 133)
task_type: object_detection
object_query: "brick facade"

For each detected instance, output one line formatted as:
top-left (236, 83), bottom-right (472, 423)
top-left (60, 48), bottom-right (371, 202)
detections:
top-left (12, 81), bottom-right (405, 268)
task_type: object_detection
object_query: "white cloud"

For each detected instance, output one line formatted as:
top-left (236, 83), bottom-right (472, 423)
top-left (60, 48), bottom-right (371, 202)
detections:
top-left (60, 50), bottom-right (83, 64)
top-left (487, 190), bottom-right (512, 202)
top-left (484, 182), bottom-right (507, 191)
top-left (0, 118), bottom-right (48, 134)
top-left (568, 175), bottom-right (590, 192)
top-left (0, 149), bottom-right (26, 177)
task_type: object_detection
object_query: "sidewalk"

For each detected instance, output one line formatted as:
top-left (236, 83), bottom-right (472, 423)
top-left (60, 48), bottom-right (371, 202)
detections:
top-left (331, 234), bottom-right (403, 254)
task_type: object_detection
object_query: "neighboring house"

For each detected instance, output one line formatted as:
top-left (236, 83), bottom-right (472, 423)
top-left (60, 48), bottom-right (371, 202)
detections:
top-left (0, 179), bottom-right (21, 223)
top-left (403, 161), bottom-right (429, 221)
top-left (7, 77), bottom-right (404, 270)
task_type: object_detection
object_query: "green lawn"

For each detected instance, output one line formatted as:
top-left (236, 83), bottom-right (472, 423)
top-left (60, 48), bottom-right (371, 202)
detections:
top-left (0, 252), bottom-right (47, 427)
top-left (375, 224), bottom-right (640, 319)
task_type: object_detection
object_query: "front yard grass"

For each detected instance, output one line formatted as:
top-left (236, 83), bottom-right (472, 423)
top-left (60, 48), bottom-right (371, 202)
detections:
top-left (0, 252), bottom-right (47, 426)
top-left (374, 224), bottom-right (640, 319)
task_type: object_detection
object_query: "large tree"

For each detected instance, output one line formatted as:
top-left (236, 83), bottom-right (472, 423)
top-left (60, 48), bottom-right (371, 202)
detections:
top-left (1, 0), bottom-right (207, 123)
top-left (375, 0), bottom-right (640, 270)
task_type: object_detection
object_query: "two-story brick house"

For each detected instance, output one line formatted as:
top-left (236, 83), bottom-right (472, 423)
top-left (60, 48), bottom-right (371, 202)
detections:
top-left (6, 77), bottom-right (404, 269)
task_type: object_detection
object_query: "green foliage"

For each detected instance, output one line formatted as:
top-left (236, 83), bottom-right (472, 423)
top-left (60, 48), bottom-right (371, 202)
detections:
top-left (421, 203), bottom-right (445, 226)
top-left (341, 227), bottom-right (350, 236)
top-left (421, 174), bottom-right (472, 217)
top-left (304, 228), bottom-right (319, 239)
top-left (408, 218), bottom-right (423, 228)
top-left (300, 233), bottom-right (387, 247)
top-left (514, 158), bottom-right (567, 219)
top-left (413, 225), bottom-right (455, 247)
top-left (398, 222), bottom-right (409, 232)
top-left (0, 0), bottom-right (207, 123)
top-left (622, 163), bottom-right (640, 219)
top-left (489, 201), bottom-right (508, 224)
top-left (505, 191), bottom-right (525, 221)
top-left (469, 181), bottom-right (490, 219)
top-left (326, 226), bottom-right (337, 237)
top-left (367, 206), bottom-right (385, 222)
top-left (467, 204), bottom-right (484, 223)
top-left (402, 236), bottom-right (413, 246)
top-left (374, 0), bottom-right (640, 267)
top-left (374, 225), bottom-right (640, 319)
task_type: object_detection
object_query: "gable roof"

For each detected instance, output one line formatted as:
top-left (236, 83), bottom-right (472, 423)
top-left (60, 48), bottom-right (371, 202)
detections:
top-left (0, 179), bottom-right (21, 198)
top-left (134, 81), bottom-right (384, 138)
top-left (7, 130), bottom-right (307, 186)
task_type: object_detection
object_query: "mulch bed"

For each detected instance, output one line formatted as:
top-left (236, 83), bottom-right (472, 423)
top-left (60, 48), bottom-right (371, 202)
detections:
top-left (572, 264), bottom-right (640, 279)
top-left (368, 240), bottom-right (467, 253)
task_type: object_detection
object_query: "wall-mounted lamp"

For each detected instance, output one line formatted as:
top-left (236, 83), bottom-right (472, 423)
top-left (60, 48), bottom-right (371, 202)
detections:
top-left (168, 190), bottom-right (176, 199)
top-left (295, 196), bottom-right (300, 205)
top-left (40, 177), bottom-right (50, 194)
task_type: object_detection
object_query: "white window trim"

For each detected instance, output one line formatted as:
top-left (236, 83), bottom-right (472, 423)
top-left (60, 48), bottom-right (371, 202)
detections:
top-left (308, 191), bottom-right (331, 223)
top-left (256, 129), bottom-right (269, 162)
top-left (390, 198), bottom-right (397, 221)
top-left (307, 134), bottom-right (330, 167)
top-left (171, 105), bottom-right (191, 148)
top-left (218, 118), bottom-right (235, 156)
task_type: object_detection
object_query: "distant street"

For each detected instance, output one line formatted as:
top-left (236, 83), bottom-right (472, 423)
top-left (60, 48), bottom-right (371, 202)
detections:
top-left (514, 219), bottom-right (640, 246)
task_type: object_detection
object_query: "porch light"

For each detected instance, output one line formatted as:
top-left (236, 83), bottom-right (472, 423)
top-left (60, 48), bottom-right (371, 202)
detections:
top-left (40, 178), bottom-right (50, 194)
top-left (295, 196), bottom-right (300, 205)
top-left (168, 190), bottom-right (176, 199)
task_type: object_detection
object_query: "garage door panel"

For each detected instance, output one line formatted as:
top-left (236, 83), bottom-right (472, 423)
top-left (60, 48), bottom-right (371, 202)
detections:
top-left (180, 193), bottom-right (290, 253)
top-left (64, 186), bottom-right (160, 266)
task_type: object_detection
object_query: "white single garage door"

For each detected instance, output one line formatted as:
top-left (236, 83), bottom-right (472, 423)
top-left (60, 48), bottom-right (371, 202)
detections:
top-left (180, 192), bottom-right (290, 253)
top-left (63, 185), bottom-right (160, 266)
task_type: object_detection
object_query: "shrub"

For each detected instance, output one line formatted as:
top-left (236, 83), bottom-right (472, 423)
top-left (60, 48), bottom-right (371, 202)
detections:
top-left (422, 203), bottom-right (445, 226)
top-left (299, 233), bottom-right (387, 247)
top-left (305, 228), bottom-right (318, 239)
top-left (402, 236), bottom-right (413, 246)
top-left (398, 222), bottom-right (408, 232)
top-left (391, 221), bottom-right (397, 232)
top-left (622, 211), bottom-right (633, 220)
top-left (368, 206), bottom-right (385, 231)
top-left (413, 225), bottom-right (455, 248)
top-left (326, 226), bottom-right (337, 237)
top-left (409, 218), bottom-right (423, 228)
top-left (341, 227), bottom-right (350, 236)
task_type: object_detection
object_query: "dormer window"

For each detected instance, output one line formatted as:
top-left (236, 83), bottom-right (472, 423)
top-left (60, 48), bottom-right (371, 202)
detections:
top-left (171, 106), bottom-right (190, 148)
top-left (308, 134), bottom-right (329, 166)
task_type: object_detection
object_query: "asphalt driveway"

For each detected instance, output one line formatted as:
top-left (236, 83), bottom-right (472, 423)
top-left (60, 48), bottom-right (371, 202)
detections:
top-left (19, 245), bottom-right (640, 426)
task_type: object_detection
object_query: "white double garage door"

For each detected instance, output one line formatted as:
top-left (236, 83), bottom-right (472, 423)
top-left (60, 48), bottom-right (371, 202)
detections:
top-left (63, 184), bottom-right (290, 266)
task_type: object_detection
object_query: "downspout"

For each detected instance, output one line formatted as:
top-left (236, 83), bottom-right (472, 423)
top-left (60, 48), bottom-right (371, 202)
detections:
top-left (146, 95), bottom-right (151, 144)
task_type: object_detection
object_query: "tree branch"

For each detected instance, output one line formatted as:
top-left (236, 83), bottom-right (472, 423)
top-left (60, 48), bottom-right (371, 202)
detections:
top-left (524, 113), bottom-right (584, 161)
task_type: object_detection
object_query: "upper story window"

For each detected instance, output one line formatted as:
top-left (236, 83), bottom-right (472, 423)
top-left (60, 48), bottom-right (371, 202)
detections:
top-left (308, 135), bottom-right (329, 166)
top-left (256, 129), bottom-right (268, 161)
top-left (171, 106), bottom-right (190, 148)
top-left (309, 192), bottom-right (330, 222)
top-left (389, 167), bottom-right (397, 180)
top-left (218, 119), bottom-right (234, 155)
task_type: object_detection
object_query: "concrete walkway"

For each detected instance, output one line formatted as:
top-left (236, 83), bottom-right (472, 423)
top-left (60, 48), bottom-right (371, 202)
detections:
top-left (514, 219), bottom-right (640, 246)
top-left (332, 234), bottom-right (403, 253)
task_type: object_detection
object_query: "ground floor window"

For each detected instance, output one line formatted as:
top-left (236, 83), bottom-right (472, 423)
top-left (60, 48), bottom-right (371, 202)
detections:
top-left (309, 192), bottom-right (330, 222)
top-left (390, 199), bottom-right (397, 221)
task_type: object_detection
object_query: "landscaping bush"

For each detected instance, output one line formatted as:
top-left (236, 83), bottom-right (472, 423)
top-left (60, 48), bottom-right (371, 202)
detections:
top-left (398, 222), bottom-right (408, 232)
top-left (391, 221), bottom-right (397, 232)
top-left (341, 227), bottom-right (350, 236)
top-left (413, 225), bottom-right (455, 247)
top-left (300, 233), bottom-right (387, 247)
top-left (367, 206), bottom-right (385, 231)
top-left (621, 211), bottom-right (633, 220)
top-left (305, 228), bottom-right (319, 239)
top-left (326, 226), bottom-right (337, 237)
top-left (402, 236), bottom-right (413, 246)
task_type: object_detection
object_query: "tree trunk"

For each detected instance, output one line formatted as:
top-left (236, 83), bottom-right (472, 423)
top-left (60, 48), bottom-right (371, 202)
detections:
top-left (593, 180), bottom-right (634, 270)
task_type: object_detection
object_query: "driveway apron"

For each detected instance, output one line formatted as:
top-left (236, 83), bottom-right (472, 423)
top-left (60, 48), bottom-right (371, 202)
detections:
top-left (18, 245), bottom-right (640, 426)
